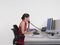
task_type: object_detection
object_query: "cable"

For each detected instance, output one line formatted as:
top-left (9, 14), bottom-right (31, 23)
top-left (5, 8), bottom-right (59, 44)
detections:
top-left (30, 22), bottom-right (41, 30)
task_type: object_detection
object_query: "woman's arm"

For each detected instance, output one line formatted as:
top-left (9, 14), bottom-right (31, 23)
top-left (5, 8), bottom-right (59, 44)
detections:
top-left (27, 22), bottom-right (30, 31)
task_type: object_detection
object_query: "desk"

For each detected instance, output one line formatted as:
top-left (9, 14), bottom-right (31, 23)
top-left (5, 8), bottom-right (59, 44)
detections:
top-left (24, 34), bottom-right (60, 45)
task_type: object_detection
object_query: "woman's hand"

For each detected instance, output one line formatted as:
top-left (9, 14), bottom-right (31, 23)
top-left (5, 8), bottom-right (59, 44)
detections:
top-left (27, 32), bottom-right (31, 34)
top-left (25, 31), bottom-right (31, 34)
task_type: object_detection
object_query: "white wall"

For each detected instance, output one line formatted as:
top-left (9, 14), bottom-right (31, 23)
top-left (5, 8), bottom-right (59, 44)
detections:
top-left (0, 0), bottom-right (60, 45)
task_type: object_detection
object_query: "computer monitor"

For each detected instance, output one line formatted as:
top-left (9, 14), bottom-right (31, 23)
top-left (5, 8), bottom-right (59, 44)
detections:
top-left (47, 18), bottom-right (53, 30)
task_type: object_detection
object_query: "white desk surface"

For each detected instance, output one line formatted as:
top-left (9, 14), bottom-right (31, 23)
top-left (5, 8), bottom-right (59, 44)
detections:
top-left (24, 34), bottom-right (60, 44)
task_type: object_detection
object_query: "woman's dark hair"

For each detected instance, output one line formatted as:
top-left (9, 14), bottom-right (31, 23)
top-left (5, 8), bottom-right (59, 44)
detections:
top-left (21, 13), bottom-right (29, 20)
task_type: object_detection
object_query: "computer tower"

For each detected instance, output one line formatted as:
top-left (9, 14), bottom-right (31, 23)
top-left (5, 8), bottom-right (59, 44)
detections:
top-left (55, 20), bottom-right (60, 30)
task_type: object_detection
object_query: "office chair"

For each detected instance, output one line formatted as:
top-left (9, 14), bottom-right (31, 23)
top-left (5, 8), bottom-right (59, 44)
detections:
top-left (11, 24), bottom-right (25, 45)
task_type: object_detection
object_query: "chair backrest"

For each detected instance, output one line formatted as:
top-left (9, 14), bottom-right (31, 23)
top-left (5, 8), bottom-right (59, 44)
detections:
top-left (11, 24), bottom-right (25, 41)
top-left (11, 24), bottom-right (19, 36)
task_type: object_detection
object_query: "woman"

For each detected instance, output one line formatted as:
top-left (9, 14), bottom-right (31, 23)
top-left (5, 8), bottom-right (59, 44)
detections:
top-left (17, 13), bottom-right (30, 45)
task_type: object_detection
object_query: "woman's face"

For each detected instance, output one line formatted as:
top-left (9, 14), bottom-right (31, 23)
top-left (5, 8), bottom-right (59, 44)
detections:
top-left (25, 17), bottom-right (30, 21)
